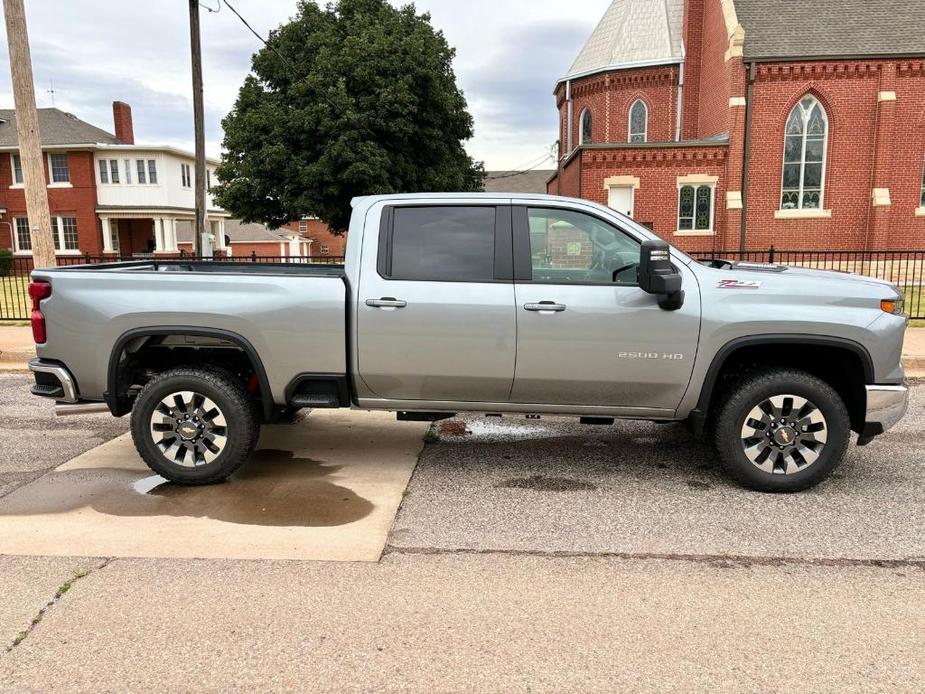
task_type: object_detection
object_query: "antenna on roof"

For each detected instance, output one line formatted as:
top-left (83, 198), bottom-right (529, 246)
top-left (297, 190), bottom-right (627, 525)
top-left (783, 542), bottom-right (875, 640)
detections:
top-left (46, 79), bottom-right (55, 107)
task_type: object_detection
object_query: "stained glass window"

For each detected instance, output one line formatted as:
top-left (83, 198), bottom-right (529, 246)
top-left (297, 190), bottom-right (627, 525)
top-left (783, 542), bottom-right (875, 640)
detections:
top-left (629, 100), bottom-right (647, 143)
top-left (781, 96), bottom-right (827, 210)
top-left (579, 109), bottom-right (592, 145)
top-left (678, 184), bottom-right (714, 231)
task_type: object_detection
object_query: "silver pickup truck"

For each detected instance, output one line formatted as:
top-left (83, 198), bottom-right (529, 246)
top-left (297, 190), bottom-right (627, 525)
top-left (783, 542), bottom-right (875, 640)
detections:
top-left (27, 193), bottom-right (908, 492)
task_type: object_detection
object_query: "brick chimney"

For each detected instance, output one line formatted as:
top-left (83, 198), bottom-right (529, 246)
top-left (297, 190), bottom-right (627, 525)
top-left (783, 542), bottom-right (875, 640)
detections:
top-left (112, 101), bottom-right (134, 144)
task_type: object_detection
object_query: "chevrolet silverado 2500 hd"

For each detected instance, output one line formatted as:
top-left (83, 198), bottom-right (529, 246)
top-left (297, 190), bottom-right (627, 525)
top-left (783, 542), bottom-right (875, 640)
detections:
top-left (27, 194), bottom-right (909, 492)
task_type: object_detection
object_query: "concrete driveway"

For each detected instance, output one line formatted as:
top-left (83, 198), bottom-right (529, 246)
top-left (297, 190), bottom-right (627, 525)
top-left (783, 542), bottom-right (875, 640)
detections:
top-left (0, 373), bottom-right (922, 692)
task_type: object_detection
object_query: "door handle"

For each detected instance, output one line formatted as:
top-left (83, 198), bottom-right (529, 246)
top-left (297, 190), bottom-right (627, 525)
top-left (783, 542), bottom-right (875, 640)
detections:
top-left (524, 301), bottom-right (566, 313)
top-left (366, 297), bottom-right (408, 309)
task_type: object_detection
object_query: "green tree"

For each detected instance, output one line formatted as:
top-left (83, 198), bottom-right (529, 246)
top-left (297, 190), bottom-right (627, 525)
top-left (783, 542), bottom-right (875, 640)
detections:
top-left (215, 0), bottom-right (485, 232)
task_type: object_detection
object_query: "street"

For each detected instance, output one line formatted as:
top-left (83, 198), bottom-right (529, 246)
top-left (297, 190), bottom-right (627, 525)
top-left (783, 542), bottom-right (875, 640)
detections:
top-left (0, 373), bottom-right (923, 691)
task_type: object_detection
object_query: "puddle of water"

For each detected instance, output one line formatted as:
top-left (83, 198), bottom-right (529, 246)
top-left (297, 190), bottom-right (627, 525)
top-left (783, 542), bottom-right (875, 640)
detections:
top-left (3, 449), bottom-right (376, 528)
top-left (460, 420), bottom-right (552, 440)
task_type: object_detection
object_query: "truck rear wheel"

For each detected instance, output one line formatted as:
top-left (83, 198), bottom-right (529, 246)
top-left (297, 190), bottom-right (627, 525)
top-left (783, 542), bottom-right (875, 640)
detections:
top-left (713, 368), bottom-right (850, 493)
top-left (130, 367), bottom-right (260, 485)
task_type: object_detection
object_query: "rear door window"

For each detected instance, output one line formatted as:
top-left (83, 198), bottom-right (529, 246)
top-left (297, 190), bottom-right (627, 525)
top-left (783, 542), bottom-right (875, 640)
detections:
top-left (386, 206), bottom-right (498, 282)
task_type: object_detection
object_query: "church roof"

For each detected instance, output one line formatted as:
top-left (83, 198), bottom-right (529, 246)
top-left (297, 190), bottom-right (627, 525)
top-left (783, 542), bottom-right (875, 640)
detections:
top-left (733, 0), bottom-right (925, 60)
top-left (560, 0), bottom-right (684, 84)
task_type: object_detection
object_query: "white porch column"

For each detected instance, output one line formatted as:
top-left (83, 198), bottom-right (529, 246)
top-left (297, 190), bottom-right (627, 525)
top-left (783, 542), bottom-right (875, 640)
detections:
top-left (153, 218), bottom-right (166, 252)
top-left (164, 218), bottom-right (178, 252)
top-left (216, 218), bottom-right (226, 249)
top-left (101, 216), bottom-right (114, 253)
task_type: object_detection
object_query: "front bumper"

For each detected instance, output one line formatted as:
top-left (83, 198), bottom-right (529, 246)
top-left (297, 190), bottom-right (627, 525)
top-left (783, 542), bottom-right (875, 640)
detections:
top-left (859, 384), bottom-right (908, 442)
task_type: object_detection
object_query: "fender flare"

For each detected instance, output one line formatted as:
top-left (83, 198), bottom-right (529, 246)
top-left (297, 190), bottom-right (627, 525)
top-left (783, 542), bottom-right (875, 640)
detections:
top-left (694, 333), bottom-right (875, 415)
top-left (106, 326), bottom-right (274, 420)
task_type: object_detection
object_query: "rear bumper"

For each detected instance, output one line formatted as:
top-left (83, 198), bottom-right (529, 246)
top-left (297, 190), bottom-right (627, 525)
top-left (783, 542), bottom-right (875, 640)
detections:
top-left (28, 358), bottom-right (78, 403)
top-left (859, 384), bottom-right (908, 442)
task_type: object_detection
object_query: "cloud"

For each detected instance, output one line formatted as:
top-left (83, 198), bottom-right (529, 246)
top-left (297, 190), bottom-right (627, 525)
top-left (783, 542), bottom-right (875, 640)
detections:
top-left (0, 0), bottom-right (606, 168)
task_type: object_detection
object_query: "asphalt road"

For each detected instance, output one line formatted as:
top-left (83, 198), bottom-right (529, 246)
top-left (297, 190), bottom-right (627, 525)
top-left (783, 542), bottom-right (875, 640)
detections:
top-left (393, 389), bottom-right (925, 561)
top-left (0, 374), bottom-right (922, 691)
top-left (0, 374), bottom-right (127, 499)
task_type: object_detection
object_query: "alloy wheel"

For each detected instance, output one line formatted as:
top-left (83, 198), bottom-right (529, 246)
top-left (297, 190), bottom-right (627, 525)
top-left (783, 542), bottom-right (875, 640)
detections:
top-left (740, 394), bottom-right (827, 475)
top-left (149, 390), bottom-right (228, 467)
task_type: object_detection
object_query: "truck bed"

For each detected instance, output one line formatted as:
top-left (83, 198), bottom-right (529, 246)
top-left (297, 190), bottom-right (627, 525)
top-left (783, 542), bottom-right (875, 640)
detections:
top-left (31, 261), bottom-right (349, 406)
top-left (49, 260), bottom-right (346, 277)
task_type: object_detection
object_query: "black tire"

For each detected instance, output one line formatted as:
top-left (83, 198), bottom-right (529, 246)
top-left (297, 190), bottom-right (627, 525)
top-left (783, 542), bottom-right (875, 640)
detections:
top-left (130, 367), bottom-right (260, 485)
top-left (712, 368), bottom-right (850, 493)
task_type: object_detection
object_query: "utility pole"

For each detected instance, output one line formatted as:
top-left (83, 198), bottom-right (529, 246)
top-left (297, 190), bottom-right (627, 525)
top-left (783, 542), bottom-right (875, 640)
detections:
top-left (3, 0), bottom-right (55, 268)
top-left (188, 0), bottom-right (206, 257)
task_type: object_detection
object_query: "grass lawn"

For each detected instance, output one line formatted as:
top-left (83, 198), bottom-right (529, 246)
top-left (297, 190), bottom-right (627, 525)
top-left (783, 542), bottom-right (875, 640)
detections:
top-left (0, 275), bottom-right (29, 321)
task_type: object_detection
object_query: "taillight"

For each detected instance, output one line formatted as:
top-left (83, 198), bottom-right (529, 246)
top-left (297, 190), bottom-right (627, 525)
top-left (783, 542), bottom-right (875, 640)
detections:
top-left (28, 281), bottom-right (52, 344)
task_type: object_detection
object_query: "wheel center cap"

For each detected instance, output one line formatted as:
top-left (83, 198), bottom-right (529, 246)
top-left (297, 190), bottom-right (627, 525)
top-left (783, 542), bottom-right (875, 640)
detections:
top-left (773, 426), bottom-right (797, 447)
top-left (177, 422), bottom-right (199, 440)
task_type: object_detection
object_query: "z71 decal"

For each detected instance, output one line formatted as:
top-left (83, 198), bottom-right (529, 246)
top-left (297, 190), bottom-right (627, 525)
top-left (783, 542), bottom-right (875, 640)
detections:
top-left (717, 279), bottom-right (762, 289)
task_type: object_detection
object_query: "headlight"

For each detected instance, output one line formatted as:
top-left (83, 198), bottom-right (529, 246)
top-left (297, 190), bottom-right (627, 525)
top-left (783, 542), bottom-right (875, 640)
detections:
top-left (881, 297), bottom-right (905, 315)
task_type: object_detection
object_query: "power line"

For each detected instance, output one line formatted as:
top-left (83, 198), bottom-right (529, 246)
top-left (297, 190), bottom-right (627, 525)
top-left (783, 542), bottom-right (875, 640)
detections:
top-left (485, 154), bottom-right (554, 180)
top-left (199, 1), bottom-right (220, 12)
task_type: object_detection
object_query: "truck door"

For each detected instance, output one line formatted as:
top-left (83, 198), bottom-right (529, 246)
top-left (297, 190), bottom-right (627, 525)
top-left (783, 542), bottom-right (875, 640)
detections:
top-left (356, 203), bottom-right (516, 402)
top-left (509, 204), bottom-right (700, 413)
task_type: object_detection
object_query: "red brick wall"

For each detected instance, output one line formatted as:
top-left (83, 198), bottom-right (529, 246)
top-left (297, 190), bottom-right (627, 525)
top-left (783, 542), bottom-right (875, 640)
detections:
top-left (281, 219), bottom-right (347, 256)
top-left (556, 66), bottom-right (680, 147)
top-left (695, 0), bottom-right (733, 138)
top-left (681, 0), bottom-right (704, 139)
top-left (744, 62), bottom-right (877, 251)
top-left (0, 150), bottom-right (101, 256)
top-left (575, 144), bottom-right (729, 254)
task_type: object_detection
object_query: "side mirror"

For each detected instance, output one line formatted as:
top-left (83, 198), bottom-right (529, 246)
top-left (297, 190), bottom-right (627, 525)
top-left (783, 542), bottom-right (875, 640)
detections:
top-left (637, 240), bottom-right (684, 311)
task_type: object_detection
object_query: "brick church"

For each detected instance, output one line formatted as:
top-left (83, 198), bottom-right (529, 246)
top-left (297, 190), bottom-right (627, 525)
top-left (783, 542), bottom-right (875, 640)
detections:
top-left (547, 0), bottom-right (925, 253)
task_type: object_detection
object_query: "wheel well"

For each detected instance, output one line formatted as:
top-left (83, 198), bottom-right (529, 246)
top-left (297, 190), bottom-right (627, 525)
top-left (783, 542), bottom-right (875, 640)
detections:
top-left (107, 329), bottom-right (274, 420)
top-left (699, 342), bottom-right (868, 433)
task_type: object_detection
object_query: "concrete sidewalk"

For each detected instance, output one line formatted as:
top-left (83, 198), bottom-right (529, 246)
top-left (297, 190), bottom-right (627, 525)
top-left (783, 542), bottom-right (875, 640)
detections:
top-left (0, 326), bottom-right (33, 372)
top-left (4, 324), bottom-right (925, 374)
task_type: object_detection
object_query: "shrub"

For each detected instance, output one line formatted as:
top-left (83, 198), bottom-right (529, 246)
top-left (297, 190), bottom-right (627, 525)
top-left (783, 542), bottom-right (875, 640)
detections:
top-left (0, 248), bottom-right (12, 277)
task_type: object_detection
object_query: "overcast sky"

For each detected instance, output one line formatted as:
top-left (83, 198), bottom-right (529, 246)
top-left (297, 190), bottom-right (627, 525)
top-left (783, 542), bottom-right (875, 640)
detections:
top-left (0, 0), bottom-right (608, 170)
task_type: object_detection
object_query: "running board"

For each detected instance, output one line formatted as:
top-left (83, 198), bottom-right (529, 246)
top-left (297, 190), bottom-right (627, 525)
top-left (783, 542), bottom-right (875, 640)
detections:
top-left (397, 411), bottom-right (457, 422)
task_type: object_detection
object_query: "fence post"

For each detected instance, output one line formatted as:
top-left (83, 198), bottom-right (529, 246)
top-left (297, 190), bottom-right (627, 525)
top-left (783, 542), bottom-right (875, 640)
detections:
top-left (768, 245), bottom-right (775, 264)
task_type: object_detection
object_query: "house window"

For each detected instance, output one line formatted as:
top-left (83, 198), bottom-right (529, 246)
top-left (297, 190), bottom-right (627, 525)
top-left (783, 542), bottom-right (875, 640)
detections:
top-left (579, 109), bottom-right (592, 145)
top-left (49, 153), bottom-right (70, 183)
top-left (629, 100), bottom-right (647, 143)
top-left (678, 184), bottom-right (715, 232)
top-left (98, 160), bottom-right (109, 184)
top-left (11, 153), bottom-right (23, 184)
top-left (148, 160), bottom-right (158, 184)
top-left (207, 169), bottom-right (212, 190)
top-left (136, 160), bottom-right (147, 184)
top-left (11, 216), bottom-right (79, 252)
top-left (124, 160), bottom-right (132, 185)
top-left (781, 95), bottom-right (828, 210)
top-left (320, 244), bottom-right (329, 255)
top-left (181, 163), bottom-right (191, 188)
top-left (109, 160), bottom-right (120, 184)
top-left (299, 220), bottom-right (308, 232)
top-left (53, 217), bottom-right (79, 251)
top-left (14, 218), bottom-right (31, 252)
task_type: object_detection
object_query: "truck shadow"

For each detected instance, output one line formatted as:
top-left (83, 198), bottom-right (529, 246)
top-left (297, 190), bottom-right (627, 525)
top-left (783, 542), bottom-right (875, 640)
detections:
top-left (0, 449), bottom-right (375, 528)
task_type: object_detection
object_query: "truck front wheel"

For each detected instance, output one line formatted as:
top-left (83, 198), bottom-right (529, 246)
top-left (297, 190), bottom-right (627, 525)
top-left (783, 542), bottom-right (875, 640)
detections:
top-left (130, 367), bottom-right (260, 485)
top-left (713, 368), bottom-right (850, 493)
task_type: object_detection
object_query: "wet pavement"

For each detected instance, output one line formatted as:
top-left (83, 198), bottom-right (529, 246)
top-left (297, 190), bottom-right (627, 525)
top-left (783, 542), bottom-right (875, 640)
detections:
top-left (1, 373), bottom-right (923, 691)
top-left (0, 411), bottom-right (426, 562)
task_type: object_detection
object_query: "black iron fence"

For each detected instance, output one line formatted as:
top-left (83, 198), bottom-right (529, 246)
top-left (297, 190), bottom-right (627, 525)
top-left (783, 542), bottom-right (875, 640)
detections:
top-left (0, 253), bottom-right (345, 321)
top-left (3, 248), bottom-right (925, 320)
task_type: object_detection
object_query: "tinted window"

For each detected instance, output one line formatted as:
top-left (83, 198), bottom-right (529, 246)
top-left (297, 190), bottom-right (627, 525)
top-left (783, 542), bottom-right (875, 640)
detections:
top-left (389, 206), bottom-right (496, 282)
top-left (527, 208), bottom-right (640, 285)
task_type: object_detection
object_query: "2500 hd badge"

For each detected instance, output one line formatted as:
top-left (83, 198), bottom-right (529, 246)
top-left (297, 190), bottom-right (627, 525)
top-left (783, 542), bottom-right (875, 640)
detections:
top-left (618, 352), bottom-right (685, 360)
